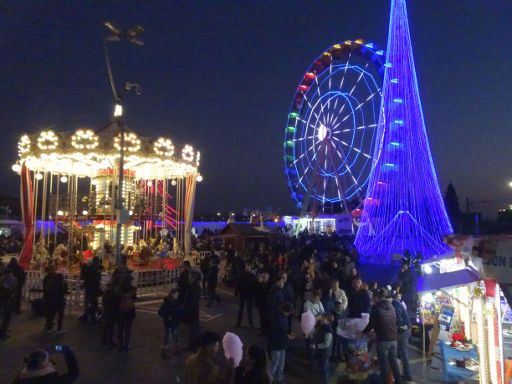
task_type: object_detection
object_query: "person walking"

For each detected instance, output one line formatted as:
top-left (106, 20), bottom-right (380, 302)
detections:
top-left (9, 258), bottom-right (26, 314)
top-left (42, 265), bottom-right (68, 333)
top-left (235, 264), bottom-right (257, 327)
top-left (158, 288), bottom-right (182, 358)
top-left (362, 288), bottom-right (404, 384)
top-left (0, 267), bottom-right (18, 340)
top-left (116, 277), bottom-right (137, 352)
top-left (206, 255), bottom-right (221, 307)
top-left (182, 271), bottom-right (201, 350)
top-left (392, 291), bottom-right (413, 382)
top-left (79, 257), bottom-right (102, 324)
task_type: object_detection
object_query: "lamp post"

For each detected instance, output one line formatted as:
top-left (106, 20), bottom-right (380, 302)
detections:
top-left (103, 21), bottom-right (144, 265)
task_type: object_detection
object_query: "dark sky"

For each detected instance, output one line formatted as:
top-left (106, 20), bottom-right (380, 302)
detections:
top-left (1, 1), bottom-right (511, 217)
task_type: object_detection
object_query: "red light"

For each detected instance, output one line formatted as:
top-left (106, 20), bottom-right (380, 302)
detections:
top-left (305, 72), bottom-right (316, 80)
top-left (298, 85), bottom-right (308, 92)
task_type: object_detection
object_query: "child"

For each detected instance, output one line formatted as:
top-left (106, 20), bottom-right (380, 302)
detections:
top-left (158, 288), bottom-right (181, 358)
top-left (331, 300), bottom-right (345, 362)
top-left (313, 313), bottom-right (334, 384)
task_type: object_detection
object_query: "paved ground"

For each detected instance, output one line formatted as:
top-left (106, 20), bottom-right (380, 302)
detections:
top-left (1, 284), bottom-right (449, 384)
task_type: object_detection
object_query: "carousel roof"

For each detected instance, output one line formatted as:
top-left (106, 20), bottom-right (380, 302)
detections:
top-left (14, 122), bottom-right (200, 180)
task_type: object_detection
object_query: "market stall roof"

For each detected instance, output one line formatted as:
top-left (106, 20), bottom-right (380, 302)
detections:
top-left (417, 267), bottom-right (481, 292)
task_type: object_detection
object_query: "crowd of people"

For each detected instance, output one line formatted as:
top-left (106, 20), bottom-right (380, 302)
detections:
top-left (1, 231), bottom-right (418, 384)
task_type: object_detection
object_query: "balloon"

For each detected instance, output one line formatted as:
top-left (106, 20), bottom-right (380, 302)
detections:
top-left (222, 332), bottom-right (243, 367)
top-left (301, 311), bottom-right (316, 335)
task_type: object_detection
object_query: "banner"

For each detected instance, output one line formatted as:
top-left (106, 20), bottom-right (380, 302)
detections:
top-left (18, 163), bottom-right (34, 269)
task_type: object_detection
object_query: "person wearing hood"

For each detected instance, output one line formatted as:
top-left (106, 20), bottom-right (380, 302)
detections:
top-left (14, 345), bottom-right (79, 383)
top-left (363, 288), bottom-right (404, 384)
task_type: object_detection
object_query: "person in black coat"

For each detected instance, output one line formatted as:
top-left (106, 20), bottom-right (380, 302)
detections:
top-left (182, 271), bottom-right (201, 350)
top-left (267, 274), bottom-right (286, 322)
top-left (177, 261), bottom-right (191, 303)
top-left (8, 258), bottom-right (26, 314)
top-left (254, 272), bottom-right (271, 335)
top-left (158, 288), bottom-right (182, 358)
top-left (206, 255), bottom-right (221, 307)
top-left (235, 264), bottom-right (257, 327)
top-left (79, 257), bottom-right (102, 324)
top-left (42, 265), bottom-right (68, 332)
top-left (14, 345), bottom-right (79, 384)
top-left (346, 277), bottom-right (371, 318)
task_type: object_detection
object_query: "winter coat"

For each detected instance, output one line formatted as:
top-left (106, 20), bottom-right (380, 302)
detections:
top-left (363, 299), bottom-right (398, 342)
top-left (158, 297), bottom-right (181, 328)
top-left (42, 273), bottom-right (68, 307)
top-left (182, 282), bottom-right (201, 324)
top-left (236, 271), bottom-right (257, 298)
top-left (13, 348), bottom-right (79, 384)
top-left (269, 313), bottom-right (289, 351)
top-left (347, 288), bottom-right (371, 318)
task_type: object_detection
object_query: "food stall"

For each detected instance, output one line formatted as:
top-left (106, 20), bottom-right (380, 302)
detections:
top-left (417, 235), bottom-right (512, 384)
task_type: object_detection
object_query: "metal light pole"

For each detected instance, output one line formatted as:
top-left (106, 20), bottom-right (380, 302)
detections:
top-left (102, 21), bottom-right (144, 265)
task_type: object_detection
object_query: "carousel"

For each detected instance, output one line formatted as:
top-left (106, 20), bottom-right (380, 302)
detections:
top-left (12, 122), bottom-right (201, 271)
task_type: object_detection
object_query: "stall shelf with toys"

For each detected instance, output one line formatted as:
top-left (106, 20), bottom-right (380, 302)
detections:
top-left (416, 235), bottom-right (509, 384)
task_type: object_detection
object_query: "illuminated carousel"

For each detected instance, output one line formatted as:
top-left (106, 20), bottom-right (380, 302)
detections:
top-left (13, 123), bottom-right (201, 269)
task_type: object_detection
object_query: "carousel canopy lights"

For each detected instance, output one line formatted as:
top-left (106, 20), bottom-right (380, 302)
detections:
top-left (16, 127), bottom-right (200, 180)
top-left (153, 137), bottom-right (175, 157)
top-left (60, 176), bottom-right (68, 183)
top-left (18, 135), bottom-right (31, 156)
top-left (182, 144), bottom-right (194, 162)
top-left (37, 130), bottom-right (59, 151)
top-left (35, 173), bottom-right (43, 180)
top-left (72, 129), bottom-right (99, 150)
top-left (114, 132), bottom-right (141, 153)
top-left (196, 174), bottom-right (203, 182)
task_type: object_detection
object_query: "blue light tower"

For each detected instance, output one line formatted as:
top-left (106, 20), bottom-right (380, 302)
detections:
top-left (354, 0), bottom-right (453, 263)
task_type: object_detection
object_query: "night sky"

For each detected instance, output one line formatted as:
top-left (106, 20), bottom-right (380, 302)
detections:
top-left (1, 1), bottom-right (511, 217)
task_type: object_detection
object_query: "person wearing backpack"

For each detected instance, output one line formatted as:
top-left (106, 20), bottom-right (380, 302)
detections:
top-left (158, 288), bottom-right (181, 358)
top-left (42, 265), bottom-right (68, 333)
top-left (116, 277), bottom-right (137, 352)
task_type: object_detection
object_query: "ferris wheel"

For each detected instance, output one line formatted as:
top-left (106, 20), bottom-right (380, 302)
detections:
top-left (284, 39), bottom-right (385, 215)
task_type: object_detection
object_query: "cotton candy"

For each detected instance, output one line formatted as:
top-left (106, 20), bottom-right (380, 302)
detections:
top-left (222, 332), bottom-right (243, 367)
top-left (301, 311), bottom-right (316, 335)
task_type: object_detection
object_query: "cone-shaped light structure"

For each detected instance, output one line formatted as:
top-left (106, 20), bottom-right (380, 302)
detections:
top-left (355, 0), bottom-right (453, 263)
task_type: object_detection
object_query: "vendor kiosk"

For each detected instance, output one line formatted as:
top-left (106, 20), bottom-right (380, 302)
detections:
top-left (417, 235), bottom-right (512, 384)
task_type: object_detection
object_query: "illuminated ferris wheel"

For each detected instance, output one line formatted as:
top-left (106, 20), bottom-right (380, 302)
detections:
top-left (284, 40), bottom-right (385, 215)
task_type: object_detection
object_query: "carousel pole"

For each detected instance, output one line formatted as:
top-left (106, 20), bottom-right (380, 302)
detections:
top-left (54, 174), bottom-right (59, 247)
top-left (47, 173), bottom-right (52, 246)
top-left (102, 20), bottom-right (144, 265)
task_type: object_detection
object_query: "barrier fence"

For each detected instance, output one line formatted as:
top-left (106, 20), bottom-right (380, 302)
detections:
top-left (23, 267), bottom-right (184, 308)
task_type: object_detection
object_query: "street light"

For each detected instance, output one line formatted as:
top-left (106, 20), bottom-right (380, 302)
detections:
top-left (508, 181), bottom-right (512, 189)
top-left (103, 21), bottom-right (144, 265)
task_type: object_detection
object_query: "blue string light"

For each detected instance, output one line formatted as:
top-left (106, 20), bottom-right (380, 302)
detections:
top-left (355, 0), bottom-right (453, 264)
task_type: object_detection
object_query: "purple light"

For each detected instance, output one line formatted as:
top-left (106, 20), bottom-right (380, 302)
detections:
top-left (355, 0), bottom-right (453, 264)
